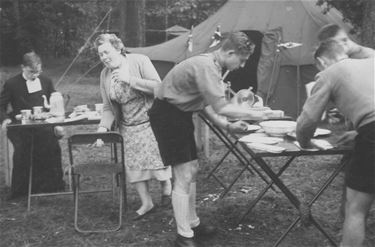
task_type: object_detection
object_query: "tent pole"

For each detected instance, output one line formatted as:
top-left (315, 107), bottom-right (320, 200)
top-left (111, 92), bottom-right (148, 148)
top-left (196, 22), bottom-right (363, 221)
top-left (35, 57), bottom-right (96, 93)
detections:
top-left (265, 51), bottom-right (280, 106)
top-left (296, 65), bottom-right (301, 116)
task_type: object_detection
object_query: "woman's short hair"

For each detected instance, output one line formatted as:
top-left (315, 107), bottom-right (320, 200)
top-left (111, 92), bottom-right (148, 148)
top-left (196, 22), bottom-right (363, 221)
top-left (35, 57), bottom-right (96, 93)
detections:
top-left (22, 51), bottom-right (42, 69)
top-left (318, 24), bottom-right (343, 42)
top-left (221, 31), bottom-right (255, 56)
top-left (94, 33), bottom-right (127, 55)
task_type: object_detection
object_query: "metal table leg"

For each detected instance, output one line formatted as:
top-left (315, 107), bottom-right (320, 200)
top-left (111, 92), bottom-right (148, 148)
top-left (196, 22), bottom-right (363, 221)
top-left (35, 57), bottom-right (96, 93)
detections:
top-left (27, 129), bottom-right (35, 211)
top-left (237, 156), bottom-right (296, 224)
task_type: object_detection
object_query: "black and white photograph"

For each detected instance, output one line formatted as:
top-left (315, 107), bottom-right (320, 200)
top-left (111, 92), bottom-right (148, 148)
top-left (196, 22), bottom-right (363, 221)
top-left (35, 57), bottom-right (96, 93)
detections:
top-left (0, 0), bottom-right (374, 246)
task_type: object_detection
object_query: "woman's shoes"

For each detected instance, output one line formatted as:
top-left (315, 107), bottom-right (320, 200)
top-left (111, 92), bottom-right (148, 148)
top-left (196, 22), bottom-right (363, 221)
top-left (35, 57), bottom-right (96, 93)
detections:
top-left (132, 205), bottom-right (157, 221)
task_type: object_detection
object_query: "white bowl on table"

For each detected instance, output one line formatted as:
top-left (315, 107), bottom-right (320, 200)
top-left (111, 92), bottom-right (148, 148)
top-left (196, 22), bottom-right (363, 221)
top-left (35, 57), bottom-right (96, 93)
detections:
top-left (259, 120), bottom-right (296, 137)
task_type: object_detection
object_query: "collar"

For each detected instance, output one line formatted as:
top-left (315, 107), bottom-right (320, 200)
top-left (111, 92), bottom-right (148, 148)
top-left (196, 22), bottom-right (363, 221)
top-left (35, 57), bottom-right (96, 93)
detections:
top-left (22, 72), bottom-right (40, 82)
top-left (211, 51), bottom-right (223, 74)
top-left (22, 72), bottom-right (28, 81)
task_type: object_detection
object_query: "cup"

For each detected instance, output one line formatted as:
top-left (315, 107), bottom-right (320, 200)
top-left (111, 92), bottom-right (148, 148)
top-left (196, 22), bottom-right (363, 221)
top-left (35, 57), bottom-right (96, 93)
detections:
top-left (95, 103), bottom-right (103, 115)
top-left (32, 106), bottom-right (44, 119)
top-left (20, 109), bottom-right (32, 124)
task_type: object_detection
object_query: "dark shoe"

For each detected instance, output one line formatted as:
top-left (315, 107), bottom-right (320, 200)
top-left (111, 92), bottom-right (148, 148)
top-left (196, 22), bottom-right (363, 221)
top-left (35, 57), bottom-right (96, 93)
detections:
top-left (161, 194), bottom-right (171, 208)
top-left (174, 234), bottom-right (197, 247)
top-left (192, 223), bottom-right (216, 238)
top-left (132, 206), bottom-right (157, 221)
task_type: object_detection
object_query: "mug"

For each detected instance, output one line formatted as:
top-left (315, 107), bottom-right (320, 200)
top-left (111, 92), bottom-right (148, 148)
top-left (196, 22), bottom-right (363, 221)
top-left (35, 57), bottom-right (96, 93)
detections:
top-left (20, 109), bottom-right (32, 123)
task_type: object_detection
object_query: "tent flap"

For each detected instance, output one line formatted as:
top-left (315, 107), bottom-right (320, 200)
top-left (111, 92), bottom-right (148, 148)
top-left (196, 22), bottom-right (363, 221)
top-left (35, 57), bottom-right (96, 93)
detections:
top-left (257, 27), bottom-right (282, 104)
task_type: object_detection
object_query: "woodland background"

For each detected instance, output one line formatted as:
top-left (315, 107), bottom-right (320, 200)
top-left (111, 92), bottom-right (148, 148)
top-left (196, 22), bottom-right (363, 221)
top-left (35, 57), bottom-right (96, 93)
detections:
top-left (0, 0), bottom-right (374, 67)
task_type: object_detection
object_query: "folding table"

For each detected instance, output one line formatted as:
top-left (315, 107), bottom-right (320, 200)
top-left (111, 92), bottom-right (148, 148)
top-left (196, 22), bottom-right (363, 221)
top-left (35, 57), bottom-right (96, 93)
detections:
top-left (231, 131), bottom-right (352, 247)
top-left (7, 117), bottom-right (101, 211)
top-left (199, 114), bottom-right (274, 198)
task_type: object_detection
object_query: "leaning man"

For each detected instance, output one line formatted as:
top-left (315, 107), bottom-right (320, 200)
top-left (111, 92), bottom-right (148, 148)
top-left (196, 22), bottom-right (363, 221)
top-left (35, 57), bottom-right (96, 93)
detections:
top-left (149, 31), bottom-right (267, 247)
top-left (296, 40), bottom-right (374, 247)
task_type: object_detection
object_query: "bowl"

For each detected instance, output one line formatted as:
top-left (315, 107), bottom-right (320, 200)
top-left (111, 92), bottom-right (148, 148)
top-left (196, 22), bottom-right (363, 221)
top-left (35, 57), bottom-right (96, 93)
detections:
top-left (259, 120), bottom-right (296, 137)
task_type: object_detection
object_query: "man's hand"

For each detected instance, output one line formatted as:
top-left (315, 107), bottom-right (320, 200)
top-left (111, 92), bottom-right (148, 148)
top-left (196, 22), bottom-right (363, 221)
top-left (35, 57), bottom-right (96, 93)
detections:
top-left (336, 130), bottom-right (357, 146)
top-left (228, 120), bottom-right (249, 133)
top-left (1, 119), bottom-right (11, 131)
top-left (327, 108), bottom-right (344, 124)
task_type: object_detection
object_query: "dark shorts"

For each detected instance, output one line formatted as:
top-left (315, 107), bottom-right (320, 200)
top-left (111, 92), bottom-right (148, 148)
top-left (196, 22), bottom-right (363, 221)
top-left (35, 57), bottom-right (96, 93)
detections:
top-left (148, 99), bottom-right (197, 166)
top-left (345, 122), bottom-right (375, 194)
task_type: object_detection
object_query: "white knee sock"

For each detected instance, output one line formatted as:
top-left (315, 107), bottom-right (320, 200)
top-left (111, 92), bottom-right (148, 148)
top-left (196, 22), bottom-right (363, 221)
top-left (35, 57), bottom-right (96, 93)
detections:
top-left (189, 182), bottom-right (200, 228)
top-left (172, 190), bottom-right (193, 238)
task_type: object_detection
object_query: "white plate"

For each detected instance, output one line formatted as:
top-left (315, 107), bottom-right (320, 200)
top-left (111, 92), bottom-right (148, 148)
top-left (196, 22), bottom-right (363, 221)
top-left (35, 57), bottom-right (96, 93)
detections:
top-left (239, 134), bottom-right (283, 144)
top-left (247, 143), bottom-right (286, 153)
top-left (64, 115), bottom-right (87, 123)
top-left (246, 124), bottom-right (261, 132)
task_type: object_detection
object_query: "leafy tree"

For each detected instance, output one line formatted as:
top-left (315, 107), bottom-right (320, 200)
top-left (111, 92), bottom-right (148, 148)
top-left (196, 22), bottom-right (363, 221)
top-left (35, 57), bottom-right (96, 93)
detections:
top-left (0, 0), bottom-right (115, 65)
top-left (145, 0), bottom-right (227, 45)
top-left (317, 0), bottom-right (375, 47)
top-left (119, 0), bottom-right (146, 47)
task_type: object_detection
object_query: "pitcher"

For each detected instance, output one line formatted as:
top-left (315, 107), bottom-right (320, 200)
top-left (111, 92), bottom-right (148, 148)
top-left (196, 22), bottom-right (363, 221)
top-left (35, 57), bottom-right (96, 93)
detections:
top-left (42, 92), bottom-right (66, 117)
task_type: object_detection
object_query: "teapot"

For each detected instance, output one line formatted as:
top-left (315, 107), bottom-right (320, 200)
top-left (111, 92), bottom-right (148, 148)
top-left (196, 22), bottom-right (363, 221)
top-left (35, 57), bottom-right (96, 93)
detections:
top-left (230, 86), bottom-right (264, 108)
top-left (42, 92), bottom-right (70, 117)
top-left (231, 87), bottom-right (255, 106)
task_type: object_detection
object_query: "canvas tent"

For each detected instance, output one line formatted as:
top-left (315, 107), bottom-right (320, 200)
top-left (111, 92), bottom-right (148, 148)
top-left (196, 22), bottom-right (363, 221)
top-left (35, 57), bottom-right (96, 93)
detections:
top-left (130, 0), bottom-right (351, 118)
top-left (166, 25), bottom-right (190, 36)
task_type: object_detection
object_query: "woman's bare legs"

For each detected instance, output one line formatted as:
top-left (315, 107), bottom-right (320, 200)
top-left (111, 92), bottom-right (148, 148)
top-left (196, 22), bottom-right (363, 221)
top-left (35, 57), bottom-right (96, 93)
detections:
top-left (134, 180), bottom-right (154, 215)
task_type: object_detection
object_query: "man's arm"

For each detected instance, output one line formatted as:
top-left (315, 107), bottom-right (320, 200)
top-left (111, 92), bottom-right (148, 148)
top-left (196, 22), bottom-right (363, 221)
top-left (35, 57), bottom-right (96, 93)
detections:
top-left (201, 106), bottom-right (249, 133)
top-left (214, 102), bottom-right (266, 121)
top-left (296, 78), bottom-right (332, 147)
top-left (194, 64), bottom-right (266, 121)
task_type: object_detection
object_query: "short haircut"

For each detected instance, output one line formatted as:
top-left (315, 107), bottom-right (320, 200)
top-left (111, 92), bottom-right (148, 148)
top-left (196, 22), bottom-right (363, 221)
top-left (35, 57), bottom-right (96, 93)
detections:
top-left (318, 24), bottom-right (342, 42)
top-left (221, 31), bottom-right (254, 56)
top-left (314, 40), bottom-right (345, 60)
top-left (22, 51), bottom-right (42, 69)
top-left (94, 33), bottom-right (127, 55)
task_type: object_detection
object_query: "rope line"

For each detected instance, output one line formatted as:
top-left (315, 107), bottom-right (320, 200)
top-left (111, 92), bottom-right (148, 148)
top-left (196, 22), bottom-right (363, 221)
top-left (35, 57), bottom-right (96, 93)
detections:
top-left (71, 60), bottom-right (102, 85)
top-left (55, 7), bottom-right (112, 88)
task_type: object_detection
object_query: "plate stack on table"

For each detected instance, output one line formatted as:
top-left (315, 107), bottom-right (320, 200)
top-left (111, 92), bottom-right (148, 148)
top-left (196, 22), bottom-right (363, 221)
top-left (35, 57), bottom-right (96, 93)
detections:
top-left (65, 104), bottom-right (102, 122)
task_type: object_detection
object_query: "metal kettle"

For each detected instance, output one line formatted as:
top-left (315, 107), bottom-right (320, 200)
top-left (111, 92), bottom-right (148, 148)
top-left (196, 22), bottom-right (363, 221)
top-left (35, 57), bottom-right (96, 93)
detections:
top-left (42, 92), bottom-right (67, 117)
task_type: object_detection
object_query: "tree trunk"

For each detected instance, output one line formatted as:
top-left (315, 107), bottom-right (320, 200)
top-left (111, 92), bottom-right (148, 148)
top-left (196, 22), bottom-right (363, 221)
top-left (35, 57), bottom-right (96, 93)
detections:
top-left (119, 0), bottom-right (127, 43)
top-left (121, 0), bottom-right (145, 47)
top-left (361, 0), bottom-right (375, 48)
top-left (13, 0), bottom-right (22, 48)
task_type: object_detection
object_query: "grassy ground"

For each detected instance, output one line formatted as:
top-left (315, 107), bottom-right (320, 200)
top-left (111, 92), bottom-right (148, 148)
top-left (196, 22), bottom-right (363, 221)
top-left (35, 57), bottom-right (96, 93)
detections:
top-left (0, 63), bottom-right (374, 247)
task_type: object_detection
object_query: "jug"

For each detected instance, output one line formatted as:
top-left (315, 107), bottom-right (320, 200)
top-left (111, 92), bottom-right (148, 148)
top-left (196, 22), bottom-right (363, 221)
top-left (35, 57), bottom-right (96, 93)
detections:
top-left (231, 86), bottom-right (255, 107)
top-left (42, 92), bottom-right (67, 117)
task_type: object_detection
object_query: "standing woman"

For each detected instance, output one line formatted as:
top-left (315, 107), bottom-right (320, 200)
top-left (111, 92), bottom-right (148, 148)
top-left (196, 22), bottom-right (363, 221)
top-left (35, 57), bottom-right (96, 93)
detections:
top-left (94, 33), bottom-right (172, 219)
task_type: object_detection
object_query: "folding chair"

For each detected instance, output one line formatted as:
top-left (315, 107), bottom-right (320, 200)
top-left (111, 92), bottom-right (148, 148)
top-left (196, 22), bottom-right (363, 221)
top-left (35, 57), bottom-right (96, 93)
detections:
top-left (68, 132), bottom-right (126, 233)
